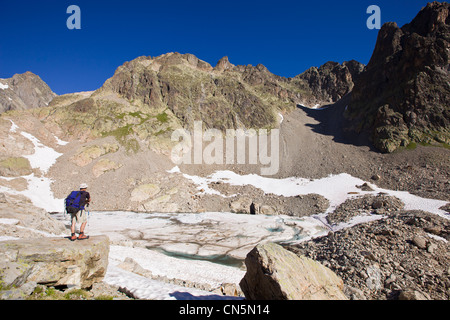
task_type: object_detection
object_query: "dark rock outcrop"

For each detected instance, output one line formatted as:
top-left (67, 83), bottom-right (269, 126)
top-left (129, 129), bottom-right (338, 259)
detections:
top-left (347, 2), bottom-right (450, 153)
top-left (296, 60), bottom-right (365, 105)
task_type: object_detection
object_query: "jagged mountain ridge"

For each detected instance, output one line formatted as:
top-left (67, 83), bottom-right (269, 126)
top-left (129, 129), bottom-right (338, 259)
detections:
top-left (99, 52), bottom-right (363, 131)
top-left (347, 1), bottom-right (450, 153)
top-left (27, 53), bottom-right (363, 156)
top-left (295, 60), bottom-right (365, 105)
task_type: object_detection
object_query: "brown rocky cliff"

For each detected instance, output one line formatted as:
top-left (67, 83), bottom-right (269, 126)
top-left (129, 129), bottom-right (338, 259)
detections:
top-left (347, 1), bottom-right (450, 153)
top-left (0, 72), bottom-right (57, 114)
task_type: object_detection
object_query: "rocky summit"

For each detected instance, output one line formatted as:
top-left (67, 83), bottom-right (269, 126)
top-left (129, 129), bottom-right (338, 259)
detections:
top-left (347, 1), bottom-right (450, 153)
top-left (0, 72), bottom-right (56, 114)
top-left (296, 60), bottom-right (364, 105)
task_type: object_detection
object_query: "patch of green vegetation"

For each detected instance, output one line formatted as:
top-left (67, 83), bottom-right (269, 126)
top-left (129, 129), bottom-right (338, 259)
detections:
top-left (29, 286), bottom-right (64, 300)
top-left (419, 141), bottom-right (433, 147)
top-left (0, 157), bottom-right (31, 171)
top-left (406, 142), bottom-right (417, 150)
top-left (28, 286), bottom-right (93, 300)
top-left (125, 138), bottom-right (140, 154)
top-left (156, 112), bottom-right (169, 123)
top-left (63, 288), bottom-right (90, 300)
top-left (101, 125), bottom-right (140, 154)
top-left (0, 277), bottom-right (12, 291)
top-left (154, 127), bottom-right (172, 136)
top-left (95, 295), bottom-right (114, 300)
top-left (129, 111), bottom-right (144, 118)
top-left (104, 125), bottom-right (132, 141)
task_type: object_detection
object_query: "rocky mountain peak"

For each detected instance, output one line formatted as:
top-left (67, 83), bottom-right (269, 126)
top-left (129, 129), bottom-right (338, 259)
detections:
top-left (404, 1), bottom-right (449, 37)
top-left (296, 60), bottom-right (365, 104)
top-left (347, 1), bottom-right (450, 153)
top-left (214, 56), bottom-right (235, 72)
top-left (94, 52), bottom-right (323, 134)
top-left (0, 71), bottom-right (56, 114)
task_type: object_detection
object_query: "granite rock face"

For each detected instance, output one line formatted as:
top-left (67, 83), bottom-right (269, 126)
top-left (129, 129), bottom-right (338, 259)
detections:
top-left (347, 2), bottom-right (450, 153)
top-left (0, 235), bottom-right (110, 290)
top-left (239, 242), bottom-right (347, 300)
top-left (0, 72), bottom-right (56, 114)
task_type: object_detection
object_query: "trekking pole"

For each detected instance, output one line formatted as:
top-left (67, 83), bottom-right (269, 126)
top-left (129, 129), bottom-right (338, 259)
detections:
top-left (86, 205), bottom-right (91, 231)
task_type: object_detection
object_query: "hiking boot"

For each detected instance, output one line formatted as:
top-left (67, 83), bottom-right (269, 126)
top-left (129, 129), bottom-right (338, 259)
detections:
top-left (70, 233), bottom-right (77, 241)
top-left (77, 232), bottom-right (89, 240)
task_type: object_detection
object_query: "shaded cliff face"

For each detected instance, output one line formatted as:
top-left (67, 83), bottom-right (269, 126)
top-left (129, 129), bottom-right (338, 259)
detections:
top-left (0, 72), bottom-right (57, 114)
top-left (347, 1), bottom-right (450, 153)
top-left (295, 60), bottom-right (365, 105)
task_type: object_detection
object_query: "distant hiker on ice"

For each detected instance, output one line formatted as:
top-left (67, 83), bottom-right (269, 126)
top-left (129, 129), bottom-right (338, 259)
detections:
top-left (65, 183), bottom-right (91, 241)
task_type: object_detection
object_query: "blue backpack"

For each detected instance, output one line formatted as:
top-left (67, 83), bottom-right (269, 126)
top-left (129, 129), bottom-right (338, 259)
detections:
top-left (65, 191), bottom-right (84, 214)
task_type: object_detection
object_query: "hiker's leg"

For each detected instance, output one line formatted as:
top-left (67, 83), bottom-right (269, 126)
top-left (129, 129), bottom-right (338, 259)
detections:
top-left (71, 214), bottom-right (76, 234)
top-left (79, 209), bottom-right (88, 234)
top-left (78, 212), bottom-right (89, 239)
top-left (80, 222), bottom-right (87, 234)
top-left (70, 214), bottom-right (78, 240)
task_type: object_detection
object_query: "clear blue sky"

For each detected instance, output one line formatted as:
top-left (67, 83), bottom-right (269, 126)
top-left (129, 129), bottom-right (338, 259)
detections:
top-left (0, 0), bottom-right (434, 95)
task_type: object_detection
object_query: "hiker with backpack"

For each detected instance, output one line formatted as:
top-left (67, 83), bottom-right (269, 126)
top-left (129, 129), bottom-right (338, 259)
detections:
top-left (65, 183), bottom-right (91, 241)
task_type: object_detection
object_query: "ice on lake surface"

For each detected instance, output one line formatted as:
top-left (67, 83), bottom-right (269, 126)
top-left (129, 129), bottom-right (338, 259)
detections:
top-left (74, 210), bottom-right (331, 264)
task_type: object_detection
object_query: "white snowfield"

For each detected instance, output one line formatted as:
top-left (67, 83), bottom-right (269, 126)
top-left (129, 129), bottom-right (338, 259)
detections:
top-left (176, 167), bottom-right (449, 218)
top-left (0, 121), bottom-right (66, 212)
top-left (0, 82), bottom-right (9, 90)
top-left (0, 120), bottom-right (448, 300)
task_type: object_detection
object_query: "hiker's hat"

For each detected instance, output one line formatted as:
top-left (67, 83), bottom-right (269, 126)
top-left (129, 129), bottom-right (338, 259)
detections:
top-left (80, 183), bottom-right (88, 189)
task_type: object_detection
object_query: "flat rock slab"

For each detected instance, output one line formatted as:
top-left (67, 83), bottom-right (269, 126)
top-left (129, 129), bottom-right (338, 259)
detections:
top-left (0, 235), bottom-right (110, 289)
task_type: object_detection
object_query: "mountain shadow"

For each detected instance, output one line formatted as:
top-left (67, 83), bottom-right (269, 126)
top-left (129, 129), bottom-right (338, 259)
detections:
top-left (298, 93), bottom-right (377, 152)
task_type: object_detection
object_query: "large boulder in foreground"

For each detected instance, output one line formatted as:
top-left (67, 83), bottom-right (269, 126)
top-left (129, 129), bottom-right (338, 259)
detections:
top-left (0, 236), bottom-right (110, 290)
top-left (239, 242), bottom-right (347, 300)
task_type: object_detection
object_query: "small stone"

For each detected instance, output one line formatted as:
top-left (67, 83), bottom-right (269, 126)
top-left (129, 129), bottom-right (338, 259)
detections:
top-left (371, 174), bottom-right (381, 181)
top-left (372, 200), bottom-right (384, 210)
top-left (412, 235), bottom-right (427, 249)
top-left (399, 289), bottom-right (430, 300)
top-left (384, 275), bottom-right (396, 286)
top-left (365, 265), bottom-right (382, 291)
top-left (357, 183), bottom-right (375, 191)
top-left (344, 286), bottom-right (367, 300)
top-left (427, 243), bottom-right (437, 254)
